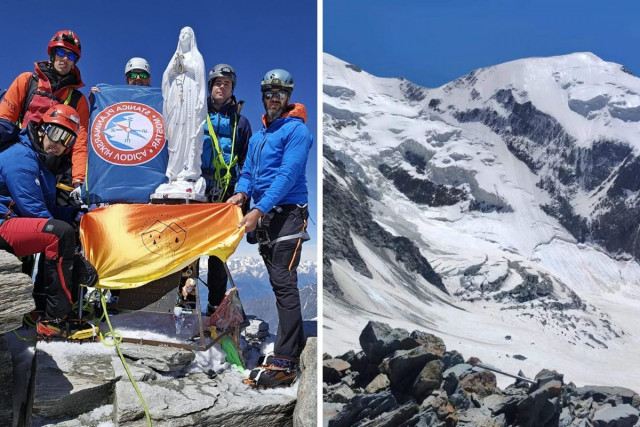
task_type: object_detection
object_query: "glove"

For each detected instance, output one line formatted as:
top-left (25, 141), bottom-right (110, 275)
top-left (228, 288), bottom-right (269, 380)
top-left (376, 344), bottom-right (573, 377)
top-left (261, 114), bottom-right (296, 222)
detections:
top-left (70, 186), bottom-right (83, 204)
top-left (74, 210), bottom-right (85, 223)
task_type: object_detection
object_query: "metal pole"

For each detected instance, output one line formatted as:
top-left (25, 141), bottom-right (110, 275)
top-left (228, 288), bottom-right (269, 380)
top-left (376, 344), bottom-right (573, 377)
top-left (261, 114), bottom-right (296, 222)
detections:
top-left (476, 363), bottom-right (536, 384)
top-left (223, 261), bottom-right (236, 288)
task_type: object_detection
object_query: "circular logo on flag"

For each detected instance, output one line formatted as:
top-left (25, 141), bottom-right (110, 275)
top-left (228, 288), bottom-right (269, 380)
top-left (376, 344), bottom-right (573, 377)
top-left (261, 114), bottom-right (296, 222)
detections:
top-left (91, 102), bottom-right (166, 165)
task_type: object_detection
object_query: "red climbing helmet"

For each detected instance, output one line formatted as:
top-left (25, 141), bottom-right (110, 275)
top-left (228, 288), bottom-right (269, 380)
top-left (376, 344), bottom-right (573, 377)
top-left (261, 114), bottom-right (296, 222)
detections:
top-left (47, 30), bottom-right (82, 61)
top-left (41, 104), bottom-right (81, 135)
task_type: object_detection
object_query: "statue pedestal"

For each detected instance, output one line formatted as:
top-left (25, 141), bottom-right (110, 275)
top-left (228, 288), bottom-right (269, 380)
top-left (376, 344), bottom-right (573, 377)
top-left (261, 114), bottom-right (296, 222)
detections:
top-left (149, 192), bottom-right (207, 202)
top-left (151, 177), bottom-right (207, 202)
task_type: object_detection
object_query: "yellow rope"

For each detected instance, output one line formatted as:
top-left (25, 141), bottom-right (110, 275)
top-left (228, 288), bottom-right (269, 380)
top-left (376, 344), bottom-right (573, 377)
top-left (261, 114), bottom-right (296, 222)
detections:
top-left (99, 293), bottom-right (152, 426)
top-left (12, 328), bottom-right (36, 341)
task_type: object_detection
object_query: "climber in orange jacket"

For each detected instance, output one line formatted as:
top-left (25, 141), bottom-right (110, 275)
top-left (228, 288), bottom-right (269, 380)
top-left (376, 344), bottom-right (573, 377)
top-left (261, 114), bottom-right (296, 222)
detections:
top-left (0, 30), bottom-right (89, 187)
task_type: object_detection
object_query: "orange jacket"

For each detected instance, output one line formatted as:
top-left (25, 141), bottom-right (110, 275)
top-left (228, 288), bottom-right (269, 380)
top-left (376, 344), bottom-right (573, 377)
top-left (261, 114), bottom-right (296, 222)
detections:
top-left (0, 62), bottom-right (89, 184)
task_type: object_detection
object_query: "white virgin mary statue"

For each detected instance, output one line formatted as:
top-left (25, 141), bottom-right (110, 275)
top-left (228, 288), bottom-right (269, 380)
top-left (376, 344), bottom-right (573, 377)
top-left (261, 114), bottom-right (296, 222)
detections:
top-left (154, 26), bottom-right (207, 199)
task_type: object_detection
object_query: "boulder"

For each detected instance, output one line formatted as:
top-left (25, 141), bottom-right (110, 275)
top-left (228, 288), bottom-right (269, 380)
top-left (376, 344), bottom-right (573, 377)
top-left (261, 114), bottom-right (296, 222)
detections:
top-left (441, 350), bottom-right (465, 371)
top-left (119, 342), bottom-right (195, 373)
top-left (328, 391), bottom-right (398, 427)
top-left (443, 363), bottom-right (474, 379)
top-left (459, 370), bottom-right (499, 398)
top-left (323, 358), bottom-right (351, 385)
top-left (31, 342), bottom-right (116, 421)
top-left (330, 384), bottom-right (355, 403)
top-left (379, 346), bottom-right (441, 392)
top-left (0, 250), bottom-right (34, 334)
top-left (337, 350), bottom-right (378, 387)
top-left (356, 401), bottom-right (419, 426)
top-left (412, 359), bottom-right (443, 402)
top-left (515, 387), bottom-right (560, 427)
top-left (0, 335), bottom-right (13, 425)
top-left (593, 403), bottom-right (639, 427)
top-left (294, 337), bottom-right (317, 427)
top-left (442, 371), bottom-right (460, 397)
top-left (449, 387), bottom-right (472, 410)
top-left (115, 370), bottom-right (295, 426)
top-left (359, 321), bottom-right (416, 364)
top-left (365, 373), bottom-right (390, 394)
top-left (408, 330), bottom-right (446, 357)
top-left (576, 385), bottom-right (640, 405)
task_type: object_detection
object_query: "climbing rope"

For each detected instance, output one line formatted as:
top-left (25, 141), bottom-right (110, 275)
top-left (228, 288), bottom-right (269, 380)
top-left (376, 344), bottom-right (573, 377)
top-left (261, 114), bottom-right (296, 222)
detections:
top-left (99, 292), bottom-right (152, 426)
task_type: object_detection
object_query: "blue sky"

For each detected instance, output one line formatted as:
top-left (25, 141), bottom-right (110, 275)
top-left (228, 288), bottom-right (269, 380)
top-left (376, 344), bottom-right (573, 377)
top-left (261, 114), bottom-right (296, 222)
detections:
top-left (0, 0), bottom-right (318, 261)
top-left (324, 0), bottom-right (640, 88)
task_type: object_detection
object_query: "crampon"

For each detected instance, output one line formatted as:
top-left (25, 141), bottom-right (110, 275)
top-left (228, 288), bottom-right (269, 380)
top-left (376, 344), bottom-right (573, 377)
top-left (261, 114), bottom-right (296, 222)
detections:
top-left (243, 357), bottom-right (299, 388)
top-left (36, 318), bottom-right (100, 343)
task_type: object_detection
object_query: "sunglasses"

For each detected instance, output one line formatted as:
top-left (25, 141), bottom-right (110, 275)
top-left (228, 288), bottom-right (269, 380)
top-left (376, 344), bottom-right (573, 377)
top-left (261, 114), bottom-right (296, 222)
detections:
top-left (55, 48), bottom-right (78, 62)
top-left (264, 91), bottom-right (288, 100)
top-left (128, 71), bottom-right (150, 80)
top-left (43, 124), bottom-right (76, 148)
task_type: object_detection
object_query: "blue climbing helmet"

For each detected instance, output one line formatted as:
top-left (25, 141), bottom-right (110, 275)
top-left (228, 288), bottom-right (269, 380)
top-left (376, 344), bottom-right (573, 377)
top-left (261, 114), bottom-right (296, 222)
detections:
top-left (261, 69), bottom-right (294, 94)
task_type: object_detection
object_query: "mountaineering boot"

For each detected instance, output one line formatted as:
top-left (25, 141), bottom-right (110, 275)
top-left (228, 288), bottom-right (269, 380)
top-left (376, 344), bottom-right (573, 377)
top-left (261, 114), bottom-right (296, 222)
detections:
top-left (245, 357), bottom-right (299, 388)
top-left (257, 354), bottom-right (275, 368)
top-left (205, 304), bottom-right (218, 317)
top-left (36, 317), bottom-right (100, 342)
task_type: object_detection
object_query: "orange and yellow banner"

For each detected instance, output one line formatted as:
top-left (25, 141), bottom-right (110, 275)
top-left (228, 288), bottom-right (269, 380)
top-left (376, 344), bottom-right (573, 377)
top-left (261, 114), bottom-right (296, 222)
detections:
top-left (79, 203), bottom-right (244, 289)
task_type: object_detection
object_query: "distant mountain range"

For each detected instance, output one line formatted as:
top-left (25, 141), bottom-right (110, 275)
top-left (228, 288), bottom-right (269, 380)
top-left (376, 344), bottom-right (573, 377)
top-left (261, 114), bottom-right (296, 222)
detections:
top-left (197, 256), bottom-right (317, 328)
top-left (243, 284), bottom-right (317, 331)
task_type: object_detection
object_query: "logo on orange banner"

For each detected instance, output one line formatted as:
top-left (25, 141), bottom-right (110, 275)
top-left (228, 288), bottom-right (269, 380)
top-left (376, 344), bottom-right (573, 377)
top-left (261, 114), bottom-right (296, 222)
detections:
top-left (140, 215), bottom-right (188, 255)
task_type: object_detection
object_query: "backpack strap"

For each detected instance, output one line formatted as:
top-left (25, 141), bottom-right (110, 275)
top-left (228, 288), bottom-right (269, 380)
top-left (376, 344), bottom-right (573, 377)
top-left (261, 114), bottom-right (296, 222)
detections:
top-left (19, 74), bottom-right (40, 127)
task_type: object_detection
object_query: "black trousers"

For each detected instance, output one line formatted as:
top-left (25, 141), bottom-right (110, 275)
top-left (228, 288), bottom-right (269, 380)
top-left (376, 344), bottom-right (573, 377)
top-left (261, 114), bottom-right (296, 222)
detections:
top-left (207, 255), bottom-right (227, 308)
top-left (258, 204), bottom-right (309, 360)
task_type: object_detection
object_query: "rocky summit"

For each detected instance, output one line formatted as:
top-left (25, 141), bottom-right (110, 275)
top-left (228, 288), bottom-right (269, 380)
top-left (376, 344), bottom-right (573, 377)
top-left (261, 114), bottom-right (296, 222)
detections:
top-left (0, 249), bottom-right (317, 427)
top-left (323, 320), bottom-right (640, 426)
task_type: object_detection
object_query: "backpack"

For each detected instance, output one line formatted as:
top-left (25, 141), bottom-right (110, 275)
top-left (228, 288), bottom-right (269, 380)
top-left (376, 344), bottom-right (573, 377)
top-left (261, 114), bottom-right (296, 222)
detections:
top-left (0, 119), bottom-right (20, 152)
top-left (18, 73), bottom-right (83, 128)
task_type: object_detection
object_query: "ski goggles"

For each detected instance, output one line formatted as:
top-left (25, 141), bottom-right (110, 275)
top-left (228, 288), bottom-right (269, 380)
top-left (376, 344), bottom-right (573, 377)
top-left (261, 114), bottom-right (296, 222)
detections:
top-left (43, 124), bottom-right (77, 148)
top-left (263, 90), bottom-right (288, 100)
top-left (127, 71), bottom-right (150, 79)
top-left (55, 48), bottom-right (79, 62)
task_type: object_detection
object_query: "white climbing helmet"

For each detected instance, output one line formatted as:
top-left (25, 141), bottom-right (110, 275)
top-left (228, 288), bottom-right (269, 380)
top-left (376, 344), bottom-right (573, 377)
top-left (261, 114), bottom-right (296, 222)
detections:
top-left (125, 57), bottom-right (151, 76)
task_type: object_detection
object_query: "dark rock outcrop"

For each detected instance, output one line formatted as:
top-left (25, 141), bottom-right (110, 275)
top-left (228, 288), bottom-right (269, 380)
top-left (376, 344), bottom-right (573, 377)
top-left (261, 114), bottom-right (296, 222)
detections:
top-left (323, 321), bottom-right (640, 427)
top-left (323, 148), bottom-right (446, 297)
top-left (378, 163), bottom-right (468, 207)
top-left (453, 84), bottom-right (640, 265)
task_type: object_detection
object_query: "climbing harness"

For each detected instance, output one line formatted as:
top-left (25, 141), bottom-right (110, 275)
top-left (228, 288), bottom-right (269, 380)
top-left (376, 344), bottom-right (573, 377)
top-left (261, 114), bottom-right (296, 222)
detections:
top-left (205, 113), bottom-right (238, 202)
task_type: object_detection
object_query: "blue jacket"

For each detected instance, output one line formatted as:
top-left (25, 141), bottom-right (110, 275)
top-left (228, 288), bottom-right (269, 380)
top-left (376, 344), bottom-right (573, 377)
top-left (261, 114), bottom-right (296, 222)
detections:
top-left (0, 126), bottom-right (75, 222)
top-left (235, 103), bottom-right (313, 214)
top-left (201, 96), bottom-right (252, 193)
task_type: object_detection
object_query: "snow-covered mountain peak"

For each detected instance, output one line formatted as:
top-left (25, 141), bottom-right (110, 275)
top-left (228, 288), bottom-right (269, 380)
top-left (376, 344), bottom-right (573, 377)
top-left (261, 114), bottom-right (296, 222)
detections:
top-left (324, 52), bottom-right (640, 392)
top-left (432, 52), bottom-right (640, 147)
